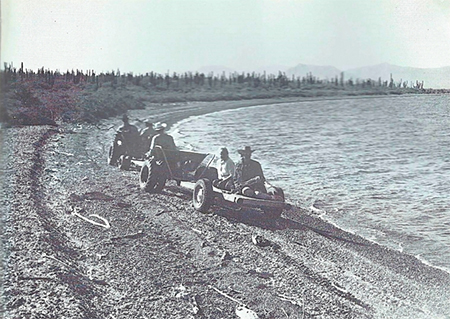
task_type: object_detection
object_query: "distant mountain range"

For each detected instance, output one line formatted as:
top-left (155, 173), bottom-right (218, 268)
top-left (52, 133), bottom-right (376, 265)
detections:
top-left (344, 63), bottom-right (450, 89)
top-left (197, 63), bottom-right (450, 89)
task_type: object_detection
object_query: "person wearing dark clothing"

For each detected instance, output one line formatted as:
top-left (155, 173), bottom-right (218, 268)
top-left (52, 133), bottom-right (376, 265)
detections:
top-left (148, 121), bottom-right (179, 174)
top-left (148, 122), bottom-right (177, 153)
top-left (140, 119), bottom-right (155, 152)
top-left (119, 114), bottom-right (139, 135)
top-left (109, 114), bottom-right (140, 165)
top-left (118, 114), bottom-right (140, 154)
top-left (234, 146), bottom-right (267, 193)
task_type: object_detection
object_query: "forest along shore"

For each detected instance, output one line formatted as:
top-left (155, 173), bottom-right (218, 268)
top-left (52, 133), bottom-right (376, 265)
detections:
top-left (1, 100), bottom-right (450, 318)
top-left (2, 66), bottom-right (442, 127)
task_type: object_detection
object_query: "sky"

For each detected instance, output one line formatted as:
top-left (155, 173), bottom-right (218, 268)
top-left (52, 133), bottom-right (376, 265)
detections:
top-left (1, 0), bottom-right (450, 74)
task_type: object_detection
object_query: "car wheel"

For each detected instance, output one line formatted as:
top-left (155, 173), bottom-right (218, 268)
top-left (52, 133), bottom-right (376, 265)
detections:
top-left (140, 159), bottom-right (166, 193)
top-left (193, 178), bottom-right (214, 213)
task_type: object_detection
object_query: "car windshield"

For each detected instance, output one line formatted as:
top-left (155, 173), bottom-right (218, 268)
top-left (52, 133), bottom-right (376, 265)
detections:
top-left (199, 154), bottom-right (216, 169)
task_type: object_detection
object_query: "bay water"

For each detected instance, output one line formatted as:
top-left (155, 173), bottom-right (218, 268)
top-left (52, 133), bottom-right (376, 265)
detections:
top-left (171, 95), bottom-right (450, 272)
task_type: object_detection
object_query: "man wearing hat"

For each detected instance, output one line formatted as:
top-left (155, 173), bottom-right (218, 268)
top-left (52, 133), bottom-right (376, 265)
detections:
top-left (234, 146), bottom-right (266, 194)
top-left (140, 119), bottom-right (155, 152)
top-left (148, 122), bottom-right (177, 155)
top-left (119, 114), bottom-right (139, 136)
top-left (118, 113), bottom-right (140, 151)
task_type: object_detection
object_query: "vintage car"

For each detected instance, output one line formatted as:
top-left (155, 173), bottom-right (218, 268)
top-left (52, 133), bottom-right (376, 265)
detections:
top-left (139, 146), bottom-right (288, 219)
top-left (139, 146), bottom-right (218, 193)
top-left (108, 128), bottom-right (146, 170)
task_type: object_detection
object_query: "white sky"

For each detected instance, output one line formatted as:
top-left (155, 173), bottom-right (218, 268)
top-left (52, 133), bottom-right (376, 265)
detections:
top-left (1, 0), bottom-right (450, 74)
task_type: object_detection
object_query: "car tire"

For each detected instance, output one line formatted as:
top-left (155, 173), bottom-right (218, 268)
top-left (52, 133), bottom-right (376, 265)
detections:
top-left (140, 159), bottom-right (166, 193)
top-left (193, 178), bottom-right (214, 213)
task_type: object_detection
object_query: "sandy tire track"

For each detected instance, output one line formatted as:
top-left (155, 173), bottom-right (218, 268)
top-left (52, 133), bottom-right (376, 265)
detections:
top-left (2, 126), bottom-right (101, 318)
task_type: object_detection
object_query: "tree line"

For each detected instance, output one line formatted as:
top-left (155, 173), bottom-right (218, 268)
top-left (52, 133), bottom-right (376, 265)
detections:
top-left (2, 62), bottom-right (425, 90)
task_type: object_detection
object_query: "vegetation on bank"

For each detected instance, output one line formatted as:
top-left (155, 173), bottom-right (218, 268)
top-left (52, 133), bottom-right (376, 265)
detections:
top-left (1, 64), bottom-right (448, 126)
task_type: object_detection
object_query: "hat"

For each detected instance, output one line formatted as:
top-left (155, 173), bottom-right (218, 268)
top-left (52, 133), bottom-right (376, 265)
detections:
top-left (153, 122), bottom-right (167, 131)
top-left (237, 146), bottom-right (255, 155)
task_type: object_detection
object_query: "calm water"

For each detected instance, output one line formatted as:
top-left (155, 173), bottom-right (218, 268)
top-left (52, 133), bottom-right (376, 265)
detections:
top-left (171, 95), bottom-right (450, 271)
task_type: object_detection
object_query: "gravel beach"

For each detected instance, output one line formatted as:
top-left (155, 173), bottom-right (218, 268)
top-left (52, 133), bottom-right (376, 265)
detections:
top-left (1, 100), bottom-right (450, 318)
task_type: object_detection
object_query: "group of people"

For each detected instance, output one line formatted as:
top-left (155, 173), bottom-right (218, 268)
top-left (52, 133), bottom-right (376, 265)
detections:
top-left (119, 113), bottom-right (266, 196)
top-left (119, 114), bottom-right (176, 156)
top-left (215, 145), bottom-right (266, 196)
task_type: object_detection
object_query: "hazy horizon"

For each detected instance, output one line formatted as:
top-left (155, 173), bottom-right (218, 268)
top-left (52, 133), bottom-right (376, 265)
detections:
top-left (2, 0), bottom-right (450, 75)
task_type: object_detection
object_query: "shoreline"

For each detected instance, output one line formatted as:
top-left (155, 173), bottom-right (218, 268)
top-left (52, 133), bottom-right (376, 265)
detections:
top-left (2, 71), bottom-right (446, 126)
top-left (127, 92), bottom-right (431, 131)
top-left (2, 96), bottom-right (450, 318)
top-left (128, 95), bottom-right (450, 274)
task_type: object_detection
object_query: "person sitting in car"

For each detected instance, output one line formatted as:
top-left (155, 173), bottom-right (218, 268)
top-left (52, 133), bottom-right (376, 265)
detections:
top-left (217, 147), bottom-right (235, 180)
top-left (118, 114), bottom-right (140, 154)
top-left (140, 119), bottom-right (155, 152)
top-left (213, 147), bottom-right (235, 190)
top-left (119, 114), bottom-right (139, 137)
top-left (148, 122), bottom-right (176, 151)
top-left (147, 121), bottom-right (179, 174)
top-left (234, 146), bottom-right (267, 194)
top-left (109, 114), bottom-right (140, 166)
